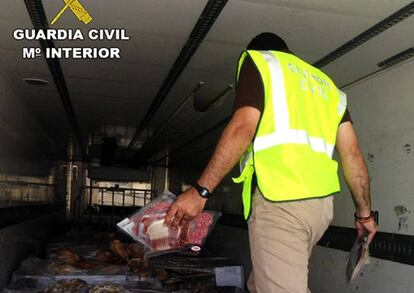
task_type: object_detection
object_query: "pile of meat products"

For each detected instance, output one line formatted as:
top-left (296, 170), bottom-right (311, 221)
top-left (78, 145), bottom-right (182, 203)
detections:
top-left (5, 238), bottom-right (165, 292)
top-left (5, 228), bottom-right (242, 293)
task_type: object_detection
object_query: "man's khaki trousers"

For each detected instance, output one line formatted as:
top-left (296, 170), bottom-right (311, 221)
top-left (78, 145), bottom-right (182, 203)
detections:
top-left (247, 189), bottom-right (333, 293)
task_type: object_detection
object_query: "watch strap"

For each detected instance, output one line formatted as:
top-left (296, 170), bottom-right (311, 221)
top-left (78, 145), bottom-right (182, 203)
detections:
top-left (193, 182), bottom-right (211, 198)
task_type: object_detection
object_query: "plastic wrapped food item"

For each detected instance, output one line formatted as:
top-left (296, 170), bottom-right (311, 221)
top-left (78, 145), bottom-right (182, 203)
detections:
top-left (44, 279), bottom-right (89, 293)
top-left (346, 234), bottom-right (370, 285)
top-left (126, 243), bottom-right (144, 259)
top-left (54, 248), bottom-right (95, 270)
top-left (49, 245), bottom-right (101, 260)
top-left (11, 257), bottom-right (84, 279)
top-left (117, 192), bottom-right (175, 247)
top-left (95, 250), bottom-right (126, 265)
top-left (146, 219), bottom-right (182, 251)
top-left (89, 284), bottom-right (132, 293)
top-left (117, 191), bottom-right (221, 257)
top-left (10, 257), bottom-right (138, 286)
top-left (110, 240), bottom-right (129, 262)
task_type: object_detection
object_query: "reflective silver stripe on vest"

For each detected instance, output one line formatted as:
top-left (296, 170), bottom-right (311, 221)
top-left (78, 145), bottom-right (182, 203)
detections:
top-left (253, 51), bottom-right (335, 158)
top-left (254, 130), bottom-right (335, 157)
top-left (261, 51), bottom-right (290, 132)
top-left (240, 151), bottom-right (253, 172)
top-left (338, 89), bottom-right (347, 115)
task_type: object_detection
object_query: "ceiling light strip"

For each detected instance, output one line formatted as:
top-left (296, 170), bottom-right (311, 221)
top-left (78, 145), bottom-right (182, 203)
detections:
top-left (377, 47), bottom-right (414, 68)
top-left (196, 84), bottom-right (234, 112)
top-left (313, 1), bottom-right (414, 68)
top-left (24, 0), bottom-right (87, 160)
top-left (340, 47), bottom-right (414, 89)
top-left (126, 0), bottom-right (229, 153)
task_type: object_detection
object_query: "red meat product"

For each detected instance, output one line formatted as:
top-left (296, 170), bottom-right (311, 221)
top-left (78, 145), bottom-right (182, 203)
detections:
top-left (119, 194), bottom-right (220, 254)
top-left (130, 201), bottom-right (172, 239)
top-left (132, 201), bottom-right (172, 224)
top-left (147, 220), bottom-right (181, 251)
top-left (181, 212), bottom-right (213, 245)
top-left (145, 211), bottom-right (214, 251)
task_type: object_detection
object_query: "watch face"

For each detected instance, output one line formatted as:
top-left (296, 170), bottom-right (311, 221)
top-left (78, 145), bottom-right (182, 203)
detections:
top-left (194, 183), bottom-right (210, 198)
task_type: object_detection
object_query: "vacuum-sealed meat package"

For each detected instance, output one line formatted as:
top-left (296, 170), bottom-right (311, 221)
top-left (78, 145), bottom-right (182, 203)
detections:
top-left (117, 191), bottom-right (221, 258)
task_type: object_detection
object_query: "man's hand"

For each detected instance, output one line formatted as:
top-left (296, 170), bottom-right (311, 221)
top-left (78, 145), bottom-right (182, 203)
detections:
top-left (164, 188), bottom-right (207, 229)
top-left (355, 218), bottom-right (377, 245)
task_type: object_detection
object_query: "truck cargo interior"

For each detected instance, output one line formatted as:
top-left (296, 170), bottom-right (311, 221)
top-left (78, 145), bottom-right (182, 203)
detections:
top-left (1, 0), bottom-right (414, 292)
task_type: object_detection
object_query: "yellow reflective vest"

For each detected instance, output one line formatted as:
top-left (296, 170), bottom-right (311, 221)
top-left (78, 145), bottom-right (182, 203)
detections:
top-left (233, 50), bottom-right (347, 220)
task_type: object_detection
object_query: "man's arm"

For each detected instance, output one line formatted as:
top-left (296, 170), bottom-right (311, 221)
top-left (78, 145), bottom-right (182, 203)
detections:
top-left (336, 121), bottom-right (377, 243)
top-left (164, 106), bottom-right (261, 228)
top-left (198, 107), bottom-right (261, 191)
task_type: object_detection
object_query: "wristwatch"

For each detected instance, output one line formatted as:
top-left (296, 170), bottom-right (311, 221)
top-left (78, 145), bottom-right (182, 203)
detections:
top-left (193, 182), bottom-right (211, 199)
top-left (354, 211), bottom-right (374, 223)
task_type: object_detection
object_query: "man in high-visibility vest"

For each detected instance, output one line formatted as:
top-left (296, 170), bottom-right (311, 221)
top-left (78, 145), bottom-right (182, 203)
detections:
top-left (165, 32), bottom-right (377, 292)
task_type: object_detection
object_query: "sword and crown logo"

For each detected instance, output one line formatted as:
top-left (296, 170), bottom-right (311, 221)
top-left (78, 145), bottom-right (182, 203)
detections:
top-left (51, 0), bottom-right (92, 25)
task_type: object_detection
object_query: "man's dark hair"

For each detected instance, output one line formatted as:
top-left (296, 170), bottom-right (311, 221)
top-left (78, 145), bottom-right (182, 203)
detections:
top-left (247, 32), bottom-right (290, 52)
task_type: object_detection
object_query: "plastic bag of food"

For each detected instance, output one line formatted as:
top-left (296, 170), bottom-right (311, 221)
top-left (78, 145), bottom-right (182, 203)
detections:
top-left (117, 191), bottom-right (221, 258)
top-left (346, 234), bottom-right (370, 285)
top-left (48, 245), bottom-right (101, 261)
top-left (43, 279), bottom-right (89, 293)
top-left (11, 257), bottom-right (85, 279)
top-left (117, 191), bottom-right (175, 245)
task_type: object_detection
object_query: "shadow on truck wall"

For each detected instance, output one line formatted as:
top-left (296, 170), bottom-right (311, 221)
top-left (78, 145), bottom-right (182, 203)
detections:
top-left (0, 212), bottom-right (63, 289)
